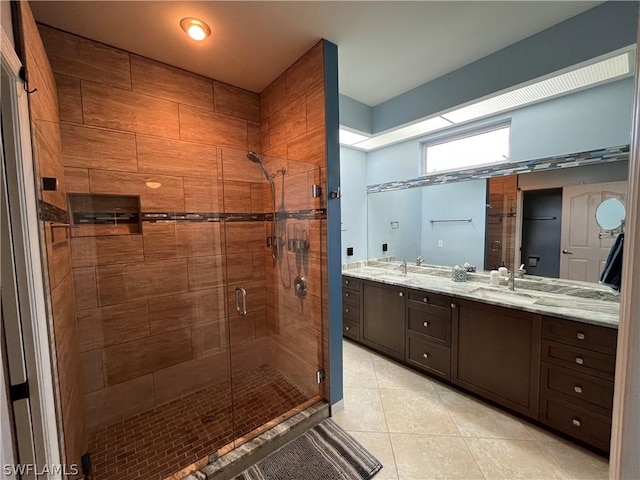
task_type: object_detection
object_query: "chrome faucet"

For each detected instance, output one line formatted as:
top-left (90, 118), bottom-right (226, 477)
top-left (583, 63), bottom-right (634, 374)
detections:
top-left (398, 259), bottom-right (407, 275)
top-left (416, 255), bottom-right (424, 266)
top-left (508, 272), bottom-right (515, 291)
top-left (517, 264), bottom-right (526, 278)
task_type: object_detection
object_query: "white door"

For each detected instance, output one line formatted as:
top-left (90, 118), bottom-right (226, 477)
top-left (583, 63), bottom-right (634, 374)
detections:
top-left (560, 181), bottom-right (627, 282)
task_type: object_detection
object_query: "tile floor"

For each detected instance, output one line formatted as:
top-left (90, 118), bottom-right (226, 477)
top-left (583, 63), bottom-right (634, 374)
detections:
top-left (90, 364), bottom-right (307, 480)
top-left (333, 340), bottom-right (609, 480)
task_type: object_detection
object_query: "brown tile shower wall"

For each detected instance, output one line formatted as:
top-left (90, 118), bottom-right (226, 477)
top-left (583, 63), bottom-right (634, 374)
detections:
top-left (260, 42), bottom-right (327, 398)
top-left (38, 24), bottom-right (271, 431)
top-left (19, 3), bottom-right (88, 466)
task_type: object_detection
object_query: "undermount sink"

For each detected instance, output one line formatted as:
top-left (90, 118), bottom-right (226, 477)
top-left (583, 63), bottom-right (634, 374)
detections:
top-left (471, 287), bottom-right (538, 305)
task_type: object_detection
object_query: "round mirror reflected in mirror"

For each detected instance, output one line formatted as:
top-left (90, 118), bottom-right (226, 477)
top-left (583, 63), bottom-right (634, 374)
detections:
top-left (595, 198), bottom-right (626, 230)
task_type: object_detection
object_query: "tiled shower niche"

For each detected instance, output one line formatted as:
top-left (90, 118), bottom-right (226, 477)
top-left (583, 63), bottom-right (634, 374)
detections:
top-left (68, 193), bottom-right (141, 236)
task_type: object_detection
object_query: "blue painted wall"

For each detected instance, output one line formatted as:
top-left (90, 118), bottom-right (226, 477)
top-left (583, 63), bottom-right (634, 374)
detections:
top-left (421, 180), bottom-right (487, 267)
top-left (340, 147), bottom-right (368, 264)
top-left (340, 78), bottom-right (633, 265)
top-left (323, 40), bottom-right (343, 406)
top-left (366, 141), bottom-right (420, 184)
top-left (339, 94), bottom-right (372, 134)
top-left (367, 188), bottom-right (422, 261)
top-left (369, 1), bottom-right (638, 133)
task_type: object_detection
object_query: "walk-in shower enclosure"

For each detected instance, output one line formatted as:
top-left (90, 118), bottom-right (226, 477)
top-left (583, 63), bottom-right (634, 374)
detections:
top-left (19, 3), bottom-right (337, 478)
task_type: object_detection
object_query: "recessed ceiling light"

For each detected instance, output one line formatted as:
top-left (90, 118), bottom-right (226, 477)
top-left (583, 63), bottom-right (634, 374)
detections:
top-left (180, 17), bottom-right (211, 41)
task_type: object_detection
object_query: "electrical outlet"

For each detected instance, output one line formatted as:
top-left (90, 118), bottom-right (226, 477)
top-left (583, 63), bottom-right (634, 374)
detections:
top-left (437, 240), bottom-right (444, 248)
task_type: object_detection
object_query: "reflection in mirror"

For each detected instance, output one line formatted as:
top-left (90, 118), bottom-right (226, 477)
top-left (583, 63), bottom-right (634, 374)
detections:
top-left (485, 176), bottom-right (517, 271)
top-left (596, 198), bottom-right (626, 231)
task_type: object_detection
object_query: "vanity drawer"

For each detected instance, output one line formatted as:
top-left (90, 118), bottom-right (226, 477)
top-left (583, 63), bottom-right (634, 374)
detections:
top-left (343, 320), bottom-right (359, 341)
top-left (406, 332), bottom-right (451, 380)
top-left (542, 316), bottom-right (617, 355)
top-left (343, 276), bottom-right (361, 290)
top-left (542, 340), bottom-right (616, 381)
top-left (407, 305), bottom-right (451, 346)
top-left (408, 289), bottom-right (451, 308)
top-left (343, 289), bottom-right (360, 307)
top-left (539, 396), bottom-right (611, 451)
top-left (343, 304), bottom-right (360, 323)
top-left (541, 362), bottom-right (614, 415)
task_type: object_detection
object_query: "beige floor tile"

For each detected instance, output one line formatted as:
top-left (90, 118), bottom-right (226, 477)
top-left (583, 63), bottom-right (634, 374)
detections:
top-left (343, 351), bottom-right (378, 389)
top-left (349, 431), bottom-right (398, 480)
top-left (439, 390), bottom-right (533, 440)
top-left (524, 423), bottom-right (565, 443)
top-left (343, 339), bottom-right (374, 362)
top-left (540, 440), bottom-right (609, 480)
top-left (332, 387), bottom-right (388, 433)
top-left (465, 437), bottom-right (570, 479)
top-left (390, 433), bottom-right (484, 479)
top-left (373, 355), bottom-right (436, 392)
top-left (380, 388), bottom-right (460, 435)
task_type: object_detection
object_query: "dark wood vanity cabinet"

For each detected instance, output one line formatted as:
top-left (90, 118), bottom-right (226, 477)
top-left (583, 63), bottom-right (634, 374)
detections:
top-left (452, 299), bottom-right (542, 419)
top-left (361, 280), bottom-right (405, 360)
top-left (342, 276), bottom-right (362, 342)
top-left (405, 289), bottom-right (453, 380)
top-left (346, 274), bottom-right (618, 451)
top-left (539, 316), bottom-right (617, 451)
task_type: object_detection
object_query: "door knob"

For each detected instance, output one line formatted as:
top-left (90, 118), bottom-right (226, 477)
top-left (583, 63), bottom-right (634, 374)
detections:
top-left (562, 249), bottom-right (573, 254)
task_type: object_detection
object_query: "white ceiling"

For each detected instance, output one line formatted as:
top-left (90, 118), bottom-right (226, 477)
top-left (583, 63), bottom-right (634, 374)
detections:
top-left (30, 1), bottom-right (601, 107)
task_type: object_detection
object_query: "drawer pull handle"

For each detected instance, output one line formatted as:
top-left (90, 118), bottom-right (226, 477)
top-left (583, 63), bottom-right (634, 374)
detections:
top-left (451, 303), bottom-right (456, 309)
top-left (575, 357), bottom-right (584, 365)
top-left (399, 292), bottom-right (403, 297)
top-left (423, 353), bottom-right (429, 359)
top-left (345, 293), bottom-right (349, 297)
top-left (345, 308), bottom-right (349, 313)
top-left (577, 332), bottom-right (585, 340)
top-left (345, 326), bottom-right (350, 331)
top-left (423, 321), bottom-right (429, 327)
top-left (345, 280), bottom-right (349, 285)
top-left (572, 418), bottom-right (581, 427)
top-left (574, 386), bottom-right (583, 394)
top-left (423, 297), bottom-right (429, 303)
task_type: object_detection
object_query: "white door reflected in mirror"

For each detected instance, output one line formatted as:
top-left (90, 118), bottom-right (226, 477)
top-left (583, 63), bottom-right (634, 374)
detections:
top-left (595, 198), bottom-right (626, 230)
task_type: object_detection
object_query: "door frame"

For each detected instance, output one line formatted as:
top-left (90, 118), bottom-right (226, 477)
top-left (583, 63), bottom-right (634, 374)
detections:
top-left (1, 26), bottom-right (62, 475)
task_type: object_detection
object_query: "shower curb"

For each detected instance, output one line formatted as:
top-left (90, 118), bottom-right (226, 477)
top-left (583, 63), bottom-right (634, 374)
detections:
top-left (182, 401), bottom-right (330, 480)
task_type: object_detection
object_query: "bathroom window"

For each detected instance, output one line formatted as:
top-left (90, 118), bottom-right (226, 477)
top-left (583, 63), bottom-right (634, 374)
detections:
top-left (421, 124), bottom-right (510, 175)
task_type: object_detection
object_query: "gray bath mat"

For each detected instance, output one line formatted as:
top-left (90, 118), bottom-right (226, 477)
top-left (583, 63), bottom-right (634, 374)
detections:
top-left (233, 419), bottom-right (382, 479)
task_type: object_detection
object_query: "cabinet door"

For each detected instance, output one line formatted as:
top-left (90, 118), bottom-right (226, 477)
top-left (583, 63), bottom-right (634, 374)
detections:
top-left (362, 281), bottom-right (405, 360)
top-left (452, 300), bottom-right (542, 418)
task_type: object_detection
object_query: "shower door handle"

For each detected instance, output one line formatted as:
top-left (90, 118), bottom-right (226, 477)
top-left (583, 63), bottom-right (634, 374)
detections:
top-left (235, 287), bottom-right (247, 316)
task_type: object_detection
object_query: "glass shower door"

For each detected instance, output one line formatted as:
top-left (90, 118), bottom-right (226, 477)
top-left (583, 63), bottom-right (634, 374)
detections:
top-left (222, 149), bottom-right (324, 446)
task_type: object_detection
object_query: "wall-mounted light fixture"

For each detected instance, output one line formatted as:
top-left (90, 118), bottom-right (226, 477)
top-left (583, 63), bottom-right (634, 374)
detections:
top-left (180, 17), bottom-right (211, 41)
top-left (145, 181), bottom-right (162, 189)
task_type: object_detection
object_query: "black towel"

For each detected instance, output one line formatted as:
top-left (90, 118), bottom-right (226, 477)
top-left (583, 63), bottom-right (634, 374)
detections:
top-left (600, 233), bottom-right (624, 291)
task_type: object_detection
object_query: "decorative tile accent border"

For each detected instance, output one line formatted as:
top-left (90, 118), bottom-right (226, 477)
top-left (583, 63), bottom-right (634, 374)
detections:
top-left (75, 212), bottom-right (139, 224)
top-left (139, 209), bottom-right (327, 223)
top-left (367, 145), bottom-right (630, 194)
top-left (38, 200), bottom-right (69, 223)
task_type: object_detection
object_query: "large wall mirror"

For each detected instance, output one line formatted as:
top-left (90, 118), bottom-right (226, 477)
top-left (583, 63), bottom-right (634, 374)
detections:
top-left (366, 160), bottom-right (629, 284)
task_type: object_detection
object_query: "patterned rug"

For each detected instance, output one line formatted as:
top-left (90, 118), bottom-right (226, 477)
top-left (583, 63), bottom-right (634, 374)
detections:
top-left (234, 419), bottom-right (382, 479)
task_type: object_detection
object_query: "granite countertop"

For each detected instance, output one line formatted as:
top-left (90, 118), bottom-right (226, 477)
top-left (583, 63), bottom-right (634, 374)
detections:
top-left (342, 260), bottom-right (620, 329)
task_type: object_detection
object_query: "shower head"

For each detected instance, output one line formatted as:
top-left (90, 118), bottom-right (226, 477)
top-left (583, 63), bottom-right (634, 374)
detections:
top-left (247, 151), bottom-right (272, 182)
top-left (247, 152), bottom-right (262, 164)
